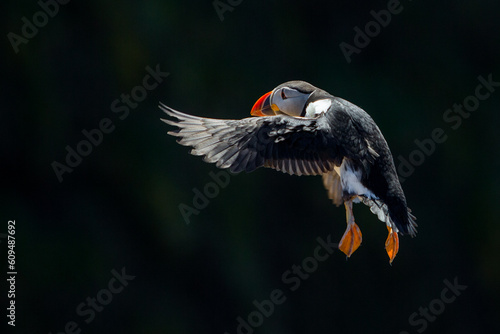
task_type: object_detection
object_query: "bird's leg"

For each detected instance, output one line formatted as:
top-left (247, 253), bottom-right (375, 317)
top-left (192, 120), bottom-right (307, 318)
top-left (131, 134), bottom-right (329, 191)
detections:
top-left (338, 199), bottom-right (362, 258)
top-left (385, 225), bottom-right (399, 264)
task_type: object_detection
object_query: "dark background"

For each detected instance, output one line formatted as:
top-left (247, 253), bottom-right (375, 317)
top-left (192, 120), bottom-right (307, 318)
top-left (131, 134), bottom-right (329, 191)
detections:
top-left (2, 0), bottom-right (500, 333)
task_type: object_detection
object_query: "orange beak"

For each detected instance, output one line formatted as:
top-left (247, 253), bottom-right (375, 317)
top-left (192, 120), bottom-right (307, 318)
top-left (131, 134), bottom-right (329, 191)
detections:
top-left (250, 91), bottom-right (279, 116)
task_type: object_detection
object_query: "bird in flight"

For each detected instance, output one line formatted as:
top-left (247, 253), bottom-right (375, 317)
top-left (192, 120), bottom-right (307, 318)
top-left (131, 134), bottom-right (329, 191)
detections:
top-left (161, 81), bottom-right (417, 263)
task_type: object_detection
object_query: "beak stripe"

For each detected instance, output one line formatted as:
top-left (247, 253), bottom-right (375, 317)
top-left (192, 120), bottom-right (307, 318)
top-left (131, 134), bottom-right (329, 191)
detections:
top-left (251, 91), bottom-right (276, 117)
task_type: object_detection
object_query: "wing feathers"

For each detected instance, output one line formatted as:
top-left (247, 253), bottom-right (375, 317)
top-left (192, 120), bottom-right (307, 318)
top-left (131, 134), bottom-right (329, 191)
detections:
top-left (160, 104), bottom-right (338, 176)
top-left (322, 170), bottom-right (343, 206)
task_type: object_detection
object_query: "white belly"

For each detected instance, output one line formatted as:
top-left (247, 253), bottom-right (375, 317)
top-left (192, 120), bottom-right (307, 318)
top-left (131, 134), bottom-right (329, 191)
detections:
top-left (335, 159), bottom-right (377, 200)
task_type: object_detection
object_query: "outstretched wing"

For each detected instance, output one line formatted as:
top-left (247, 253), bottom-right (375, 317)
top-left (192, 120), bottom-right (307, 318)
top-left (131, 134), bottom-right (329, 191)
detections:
top-left (160, 103), bottom-right (341, 175)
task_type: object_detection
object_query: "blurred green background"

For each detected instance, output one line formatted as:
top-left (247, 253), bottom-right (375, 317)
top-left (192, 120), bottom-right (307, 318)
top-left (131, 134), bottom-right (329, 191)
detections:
top-left (2, 0), bottom-right (500, 333)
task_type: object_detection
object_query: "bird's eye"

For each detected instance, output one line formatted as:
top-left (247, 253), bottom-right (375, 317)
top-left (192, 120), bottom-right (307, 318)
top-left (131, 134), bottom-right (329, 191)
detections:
top-left (281, 90), bottom-right (287, 100)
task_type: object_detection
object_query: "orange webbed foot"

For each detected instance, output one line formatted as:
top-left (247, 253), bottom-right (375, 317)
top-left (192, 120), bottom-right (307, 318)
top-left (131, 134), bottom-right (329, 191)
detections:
top-left (338, 222), bottom-right (362, 258)
top-left (385, 226), bottom-right (399, 264)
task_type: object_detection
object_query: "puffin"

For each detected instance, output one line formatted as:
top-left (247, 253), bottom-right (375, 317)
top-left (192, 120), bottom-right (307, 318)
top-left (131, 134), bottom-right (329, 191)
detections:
top-left (160, 80), bottom-right (417, 263)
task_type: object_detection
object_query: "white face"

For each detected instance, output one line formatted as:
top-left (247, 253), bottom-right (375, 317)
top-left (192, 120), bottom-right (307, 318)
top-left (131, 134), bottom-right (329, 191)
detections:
top-left (270, 87), bottom-right (312, 117)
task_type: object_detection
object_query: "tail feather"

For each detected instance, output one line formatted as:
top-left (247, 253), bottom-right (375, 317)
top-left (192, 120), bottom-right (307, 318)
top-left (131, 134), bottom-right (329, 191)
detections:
top-left (361, 197), bottom-right (417, 236)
